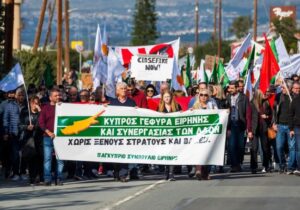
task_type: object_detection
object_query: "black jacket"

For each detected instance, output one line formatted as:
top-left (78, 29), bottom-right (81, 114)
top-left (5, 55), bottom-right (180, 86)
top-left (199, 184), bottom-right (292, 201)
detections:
top-left (225, 93), bottom-right (250, 131)
top-left (250, 100), bottom-right (272, 135)
top-left (288, 96), bottom-right (300, 131)
top-left (273, 93), bottom-right (292, 125)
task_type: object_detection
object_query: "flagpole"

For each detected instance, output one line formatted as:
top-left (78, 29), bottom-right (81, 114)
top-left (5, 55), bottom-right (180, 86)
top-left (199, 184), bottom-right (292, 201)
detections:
top-left (22, 83), bottom-right (32, 125)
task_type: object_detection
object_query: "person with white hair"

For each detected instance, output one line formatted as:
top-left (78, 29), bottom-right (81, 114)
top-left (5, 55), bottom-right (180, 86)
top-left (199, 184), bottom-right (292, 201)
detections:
top-left (109, 82), bottom-right (136, 182)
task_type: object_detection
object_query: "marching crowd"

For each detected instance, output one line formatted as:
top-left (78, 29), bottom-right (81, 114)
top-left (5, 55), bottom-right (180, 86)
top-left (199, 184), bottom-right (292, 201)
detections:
top-left (0, 73), bottom-right (300, 186)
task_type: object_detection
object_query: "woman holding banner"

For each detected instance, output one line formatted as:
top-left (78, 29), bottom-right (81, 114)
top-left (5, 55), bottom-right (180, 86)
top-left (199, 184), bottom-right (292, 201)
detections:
top-left (157, 90), bottom-right (181, 181)
top-left (192, 89), bottom-right (217, 180)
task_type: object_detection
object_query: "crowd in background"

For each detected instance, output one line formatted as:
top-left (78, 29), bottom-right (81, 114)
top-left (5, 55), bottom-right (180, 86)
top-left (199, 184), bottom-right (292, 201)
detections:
top-left (1, 72), bottom-right (300, 186)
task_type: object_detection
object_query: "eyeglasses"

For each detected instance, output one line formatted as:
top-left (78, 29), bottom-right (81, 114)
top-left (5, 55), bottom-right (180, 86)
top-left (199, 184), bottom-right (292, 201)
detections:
top-left (199, 94), bottom-right (208, 97)
top-left (147, 89), bottom-right (154, 93)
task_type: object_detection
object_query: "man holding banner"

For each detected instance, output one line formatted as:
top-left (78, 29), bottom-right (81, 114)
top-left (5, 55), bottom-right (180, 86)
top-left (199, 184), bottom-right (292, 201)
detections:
top-left (38, 88), bottom-right (64, 186)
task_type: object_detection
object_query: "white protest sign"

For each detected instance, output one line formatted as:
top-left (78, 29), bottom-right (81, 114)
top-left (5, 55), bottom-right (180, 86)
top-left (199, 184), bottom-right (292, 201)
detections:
top-left (130, 54), bottom-right (174, 81)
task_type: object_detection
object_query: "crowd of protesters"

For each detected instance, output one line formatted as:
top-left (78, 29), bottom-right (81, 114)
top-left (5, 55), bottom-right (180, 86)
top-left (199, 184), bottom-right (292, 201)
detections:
top-left (0, 72), bottom-right (300, 186)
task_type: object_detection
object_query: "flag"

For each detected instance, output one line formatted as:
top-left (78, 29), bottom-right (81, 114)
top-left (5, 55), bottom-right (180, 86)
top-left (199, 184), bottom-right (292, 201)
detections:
top-left (244, 69), bottom-right (253, 101)
top-left (197, 59), bottom-right (208, 83)
top-left (102, 23), bottom-right (108, 56)
top-left (241, 45), bottom-right (255, 79)
top-left (270, 38), bottom-right (279, 62)
top-left (43, 64), bottom-right (54, 89)
top-left (106, 47), bottom-right (125, 98)
top-left (172, 58), bottom-right (187, 93)
top-left (217, 60), bottom-right (229, 88)
top-left (226, 33), bottom-right (252, 80)
top-left (279, 55), bottom-right (300, 78)
top-left (259, 35), bottom-right (280, 94)
top-left (0, 63), bottom-right (25, 92)
top-left (210, 58), bottom-right (218, 84)
top-left (275, 35), bottom-right (291, 67)
top-left (181, 54), bottom-right (191, 88)
top-left (92, 24), bottom-right (108, 90)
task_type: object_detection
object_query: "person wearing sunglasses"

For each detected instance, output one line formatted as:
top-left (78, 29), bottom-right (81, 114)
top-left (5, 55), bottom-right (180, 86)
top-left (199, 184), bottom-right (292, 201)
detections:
top-left (192, 89), bottom-right (217, 180)
top-left (79, 90), bottom-right (90, 104)
top-left (144, 84), bottom-right (157, 99)
top-left (67, 86), bottom-right (79, 103)
top-left (127, 79), bottom-right (148, 108)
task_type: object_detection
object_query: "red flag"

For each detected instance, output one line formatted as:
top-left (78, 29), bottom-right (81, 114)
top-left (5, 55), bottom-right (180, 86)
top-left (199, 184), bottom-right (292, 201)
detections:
top-left (259, 35), bottom-right (280, 93)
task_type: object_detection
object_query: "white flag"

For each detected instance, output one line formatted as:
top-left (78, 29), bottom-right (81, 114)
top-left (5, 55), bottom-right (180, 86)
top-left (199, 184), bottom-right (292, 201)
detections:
top-left (92, 24), bottom-right (108, 90)
top-left (226, 33), bottom-right (252, 80)
top-left (106, 47), bottom-right (125, 98)
top-left (275, 35), bottom-right (291, 67)
top-left (197, 59), bottom-right (208, 83)
top-left (244, 69), bottom-right (253, 101)
top-left (0, 63), bottom-right (24, 92)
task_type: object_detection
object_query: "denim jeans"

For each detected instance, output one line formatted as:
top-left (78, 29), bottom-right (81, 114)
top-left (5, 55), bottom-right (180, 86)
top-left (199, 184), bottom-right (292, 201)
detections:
top-left (228, 123), bottom-right (245, 168)
top-left (43, 137), bottom-right (64, 182)
top-left (294, 127), bottom-right (300, 170)
top-left (276, 124), bottom-right (297, 170)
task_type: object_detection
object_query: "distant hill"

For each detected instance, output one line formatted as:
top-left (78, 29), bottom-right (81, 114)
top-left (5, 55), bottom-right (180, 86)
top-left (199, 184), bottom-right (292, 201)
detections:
top-left (21, 0), bottom-right (300, 48)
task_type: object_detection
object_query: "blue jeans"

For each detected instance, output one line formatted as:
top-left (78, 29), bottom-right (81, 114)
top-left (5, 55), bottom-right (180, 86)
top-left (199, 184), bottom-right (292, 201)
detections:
top-left (294, 127), bottom-right (300, 170)
top-left (43, 137), bottom-right (64, 182)
top-left (228, 123), bottom-right (245, 167)
top-left (276, 124), bottom-right (297, 170)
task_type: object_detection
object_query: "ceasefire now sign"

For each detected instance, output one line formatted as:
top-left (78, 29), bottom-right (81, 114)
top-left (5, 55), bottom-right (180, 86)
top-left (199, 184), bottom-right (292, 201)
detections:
top-left (130, 54), bottom-right (174, 81)
top-left (54, 103), bottom-right (228, 165)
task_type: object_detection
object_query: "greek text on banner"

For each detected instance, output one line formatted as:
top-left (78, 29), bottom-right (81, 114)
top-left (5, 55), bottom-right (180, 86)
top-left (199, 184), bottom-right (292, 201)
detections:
top-left (54, 103), bottom-right (229, 165)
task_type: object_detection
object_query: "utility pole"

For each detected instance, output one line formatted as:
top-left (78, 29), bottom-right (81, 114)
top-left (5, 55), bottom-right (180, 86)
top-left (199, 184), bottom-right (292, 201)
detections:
top-left (4, 0), bottom-right (14, 71)
top-left (218, 0), bottom-right (222, 58)
top-left (213, 0), bottom-right (217, 41)
top-left (32, 0), bottom-right (48, 53)
top-left (253, 0), bottom-right (257, 41)
top-left (57, 0), bottom-right (62, 85)
top-left (194, 0), bottom-right (199, 48)
top-left (43, 0), bottom-right (56, 51)
top-left (64, 0), bottom-right (70, 72)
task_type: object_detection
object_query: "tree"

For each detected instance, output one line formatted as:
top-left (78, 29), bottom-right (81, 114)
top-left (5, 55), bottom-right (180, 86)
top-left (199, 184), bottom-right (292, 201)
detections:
top-left (272, 17), bottom-right (300, 53)
top-left (229, 16), bottom-right (252, 39)
top-left (131, 0), bottom-right (159, 45)
top-left (0, 3), bottom-right (5, 77)
top-left (14, 50), bottom-right (57, 86)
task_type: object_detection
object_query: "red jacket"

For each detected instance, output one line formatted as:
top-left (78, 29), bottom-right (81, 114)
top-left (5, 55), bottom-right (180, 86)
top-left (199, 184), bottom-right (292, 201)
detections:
top-left (128, 89), bottom-right (148, 108)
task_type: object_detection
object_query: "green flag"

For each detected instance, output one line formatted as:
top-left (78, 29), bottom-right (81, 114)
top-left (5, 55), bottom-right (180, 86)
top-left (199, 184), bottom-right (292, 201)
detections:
top-left (271, 38), bottom-right (279, 62)
top-left (181, 54), bottom-right (192, 88)
top-left (210, 58), bottom-right (218, 84)
top-left (241, 45), bottom-right (255, 79)
top-left (44, 64), bottom-right (54, 88)
top-left (217, 60), bottom-right (230, 88)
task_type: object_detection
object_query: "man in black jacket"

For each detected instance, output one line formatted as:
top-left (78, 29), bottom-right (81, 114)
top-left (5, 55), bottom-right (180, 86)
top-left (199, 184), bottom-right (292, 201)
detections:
top-left (273, 81), bottom-right (297, 174)
top-left (226, 81), bottom-right (251, 172)
top-left (288, 82), bottom-right (300, 176)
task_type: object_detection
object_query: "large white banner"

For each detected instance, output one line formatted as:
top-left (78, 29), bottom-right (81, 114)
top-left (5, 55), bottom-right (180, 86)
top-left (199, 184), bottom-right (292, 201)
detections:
top-left (54, 104), bottom-right (228, 165)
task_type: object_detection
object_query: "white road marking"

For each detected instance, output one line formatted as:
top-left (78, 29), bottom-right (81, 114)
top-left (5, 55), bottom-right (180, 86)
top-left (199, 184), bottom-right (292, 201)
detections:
top-left (101, 179), bottom-right (166, 210)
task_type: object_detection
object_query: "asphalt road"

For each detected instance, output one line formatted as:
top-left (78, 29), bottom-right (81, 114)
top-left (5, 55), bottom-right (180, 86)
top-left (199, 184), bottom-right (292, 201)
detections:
top-left (0, 164), bottom-right (300, 210)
